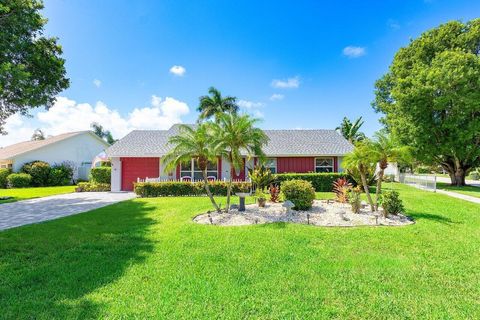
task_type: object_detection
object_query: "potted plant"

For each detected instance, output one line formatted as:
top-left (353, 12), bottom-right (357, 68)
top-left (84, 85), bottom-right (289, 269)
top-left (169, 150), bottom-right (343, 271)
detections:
top-left (255, 189), bottom-right (267, 207)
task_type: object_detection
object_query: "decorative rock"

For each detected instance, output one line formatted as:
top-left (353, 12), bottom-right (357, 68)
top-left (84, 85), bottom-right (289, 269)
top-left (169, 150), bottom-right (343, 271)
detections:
top-left (282, 200), bottom-right (295, 215)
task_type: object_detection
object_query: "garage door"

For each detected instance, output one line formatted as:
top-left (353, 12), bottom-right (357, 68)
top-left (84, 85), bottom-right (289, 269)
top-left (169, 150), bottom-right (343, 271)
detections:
top-left (121, 157), bottom-right (160, 191)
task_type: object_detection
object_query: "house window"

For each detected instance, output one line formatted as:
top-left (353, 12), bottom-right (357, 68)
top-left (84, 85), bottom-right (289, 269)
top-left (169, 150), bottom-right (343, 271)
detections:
top-left (180, 159), bottom-right (218, 180)
top-left (264, 158), bottom-right (277, 174)
top-left (315, 157), bottom-right (334, 173)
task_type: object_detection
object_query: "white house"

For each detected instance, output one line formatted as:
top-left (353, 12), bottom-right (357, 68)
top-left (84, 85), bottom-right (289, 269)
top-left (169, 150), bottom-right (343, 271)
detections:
top-left (0, 131), bottom-right (110, 180)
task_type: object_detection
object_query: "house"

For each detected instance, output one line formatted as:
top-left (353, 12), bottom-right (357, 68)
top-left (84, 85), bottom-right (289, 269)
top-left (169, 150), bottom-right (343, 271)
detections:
top-left (0, 131), bottom-right (110, 180)
top-left (106, 124), bottom-right (354, 191)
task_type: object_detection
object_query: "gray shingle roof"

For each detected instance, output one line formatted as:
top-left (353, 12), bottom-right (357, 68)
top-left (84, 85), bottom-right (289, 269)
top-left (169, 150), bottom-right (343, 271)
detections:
top-left (105, 125), bottom-right (353, 157)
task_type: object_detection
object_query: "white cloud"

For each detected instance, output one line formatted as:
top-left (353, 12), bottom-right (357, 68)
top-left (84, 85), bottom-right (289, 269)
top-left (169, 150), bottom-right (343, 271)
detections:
top-left (271, 76), bottom-right (300, 89)
top-left (169, 65), bottom-right (186, 76)
top-left (238, 99), bottom-right (265, 109)
top-left (342, 46), bottom-right (366, 58)
top-left (269, 93), bottom-right (284, 101)
top-left (93, 79), bottom-right (102, 88)
top-left (0, 95), bottom-right (190, 147)
top-left (387, 19), bottom-right (400, 30)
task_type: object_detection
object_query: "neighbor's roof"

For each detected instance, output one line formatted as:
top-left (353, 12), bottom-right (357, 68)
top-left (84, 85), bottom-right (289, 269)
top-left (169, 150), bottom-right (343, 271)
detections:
top-left (106, 124), bottom-right (353, 157)
top-left (0, 131), bottom-right (109, 160)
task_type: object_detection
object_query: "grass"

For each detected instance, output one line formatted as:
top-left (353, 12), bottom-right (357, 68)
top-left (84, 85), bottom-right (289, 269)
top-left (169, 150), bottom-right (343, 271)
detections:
top-left (437, 182), bottom-right (480, 199)
top-left (0, 183), bottom-right (479, 318)
top-left (0, 186), bottom-right (76, 203)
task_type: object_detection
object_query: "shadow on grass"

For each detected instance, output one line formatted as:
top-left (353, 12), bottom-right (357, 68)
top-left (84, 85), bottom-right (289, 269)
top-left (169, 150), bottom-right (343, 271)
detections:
top-left (408, 211), bottom-right (456, 224)
top-left (0, 199), bottom-right (155, 319)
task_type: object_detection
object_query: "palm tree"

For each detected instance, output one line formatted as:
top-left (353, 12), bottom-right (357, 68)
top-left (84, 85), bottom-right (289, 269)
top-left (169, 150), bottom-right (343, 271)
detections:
top-left (161, 123), bottom-right (221, 212)
top-left (197, 87), bottom-right (239, 122)
top-left (343, 141), bottom-right (376, 212)
top-left (336, 116), bottom-right (366, 144)
top-left (370, 131), bottom-right (411, 210)
top-left (212, 113), bottom-right (269, 212)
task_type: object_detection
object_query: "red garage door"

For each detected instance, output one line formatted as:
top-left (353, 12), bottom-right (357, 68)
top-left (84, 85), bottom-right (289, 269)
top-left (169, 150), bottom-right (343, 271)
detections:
top-left (121, 157), bottom-right (159, 191)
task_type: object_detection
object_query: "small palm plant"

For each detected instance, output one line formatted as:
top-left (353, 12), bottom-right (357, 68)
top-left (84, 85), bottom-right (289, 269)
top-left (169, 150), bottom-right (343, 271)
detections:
top-left (343, 141), bottom-right (376, 211)
top-left (336, 116), bottom-right (366, 144)
top-left (212, 113), bottom-right (269, 212)
top-left (161, 123), bottom-right (221, 212)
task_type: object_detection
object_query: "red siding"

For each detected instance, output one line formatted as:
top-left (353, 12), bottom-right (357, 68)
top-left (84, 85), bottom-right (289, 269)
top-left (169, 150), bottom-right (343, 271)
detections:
top-left (277, 157), bottom-right (315, 173)
top-left (218, 157), bottom-right (222, 180)
top-left (333, 156), bottom-right (338, 172)
top-left (121, 157), bottom-right (159, 191)
top-left (231, 158), bottom-right (246, 180)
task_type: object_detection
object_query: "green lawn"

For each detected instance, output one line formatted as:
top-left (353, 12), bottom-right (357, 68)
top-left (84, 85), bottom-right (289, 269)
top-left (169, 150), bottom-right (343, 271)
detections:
top-left (0, 183), bottom-right (479, 318)
top-left (437, 182), bottom-right (480, 199)
top-left (0, 186), bottom-right (76, 203)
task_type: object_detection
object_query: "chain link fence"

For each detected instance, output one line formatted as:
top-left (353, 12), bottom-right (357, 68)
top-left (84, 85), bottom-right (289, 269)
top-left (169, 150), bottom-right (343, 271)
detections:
top-left (399, 173), bottom-right (437, 192)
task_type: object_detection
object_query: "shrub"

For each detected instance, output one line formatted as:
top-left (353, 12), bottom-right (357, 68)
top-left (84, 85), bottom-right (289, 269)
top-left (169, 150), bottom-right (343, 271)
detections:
top-left (280, 179), bottom-right (315, 210)
top-left (274, 172), bottom-right (352, 192)
top-left (90, 167), bottom-right (111, 184)
top-left (48, 162), bottom-right (74, 186)
top-left (21, 161), bottom-right (51, 186)
top-left (269, 184), bottom-right (280, 202)
top-left (134, 181), bottom-right (251, 197)
top-left (0, 168), bottom-right (11, 188)
top-left (348, 186), bottom-right (362, 213)
top-left (248, 165), bottom-right (274, 191)
top-left (381, 190), bottom-right (404, 216)
top-left (77, 182), bottom-right (111, 192)
top-left (332, 177), bottom-right (352, 203)
top-left (7, 173), bottom-right (32, 188)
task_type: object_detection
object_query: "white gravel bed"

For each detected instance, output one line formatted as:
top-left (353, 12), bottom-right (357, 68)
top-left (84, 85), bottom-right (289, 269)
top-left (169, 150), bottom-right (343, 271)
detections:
top-left (193, 200), bottom-right (414, 227)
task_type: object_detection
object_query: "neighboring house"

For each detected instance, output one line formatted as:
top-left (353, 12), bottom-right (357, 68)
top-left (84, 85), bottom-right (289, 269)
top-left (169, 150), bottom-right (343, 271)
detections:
top-left (0, 131), bottom-right (110, 180)
top-left (106, 124), bottom-right (354, 191)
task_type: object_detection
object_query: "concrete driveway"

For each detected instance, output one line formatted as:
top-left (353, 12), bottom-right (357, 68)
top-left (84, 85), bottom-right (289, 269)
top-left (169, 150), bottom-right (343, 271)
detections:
top-left (0, 192), bottom-right (136, 231)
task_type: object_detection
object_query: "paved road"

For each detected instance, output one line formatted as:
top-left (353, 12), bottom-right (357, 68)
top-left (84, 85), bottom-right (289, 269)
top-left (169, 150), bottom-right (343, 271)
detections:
top-left (0, 192), bottom-right (136, 231)
top-left (436, 176), bottom-right (480, 187)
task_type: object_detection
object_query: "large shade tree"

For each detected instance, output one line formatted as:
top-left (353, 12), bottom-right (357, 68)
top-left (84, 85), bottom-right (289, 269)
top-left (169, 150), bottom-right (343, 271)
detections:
top-left (336, 116), bottom-right (366, 144)
top-left (0, 0), bottom-right (69, 133)
top-left (162, 124), bottom-right (221, 213)
top-left (212, 113), bottom-right (268, 212)
top-left (372, 19), bottom-right (480, 186)
top-left (197, 87), bottom-right (239, 122)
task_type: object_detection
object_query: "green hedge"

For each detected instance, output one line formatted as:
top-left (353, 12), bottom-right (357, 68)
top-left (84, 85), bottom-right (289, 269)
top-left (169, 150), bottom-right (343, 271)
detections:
top-left (21, 161), bottom-right (50, 186)
top-left (77, 182), bottom-right (111, 192)
top-left (274, 172), bottom-right (352, 192)
top-left (7, 173), bottom-right (32, 188)
top-left (90, 167), bottom-right (111, 184)
top-left (134, 181), bottom-right (252, 197)
top-left (0, 168), bottom-right (11, 188)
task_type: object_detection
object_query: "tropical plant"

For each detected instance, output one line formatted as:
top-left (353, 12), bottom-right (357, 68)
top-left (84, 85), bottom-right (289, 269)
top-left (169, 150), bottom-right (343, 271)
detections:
top-left (91, 122), bottom-right (116, 144)
top-left (197, 87), bottom-right (239, 122)
top-left (248, 165), bottom-right (274, 191)
top-left (20, 160), bottom-right (51, 186)
top-left (336, 116), bottom-right (366, 144)
top-left (370, 131), bottom-right (411, 210)
top-left (269, 184), bottom-right (280, 203)
top-left (342, 141), bottom-right (376, 211)
top-left (372, 19), bottom-right (480, 186)
top-left (162, 123), bottom-right (221, 212)
top-left (332, 177), bottom-right (352, 203)
top-left (212, 113), bottom-right (268, 212)
top-left (0, 0), bottom-right (69, 133)
top-left (348, 186), bottom-right (362, 213)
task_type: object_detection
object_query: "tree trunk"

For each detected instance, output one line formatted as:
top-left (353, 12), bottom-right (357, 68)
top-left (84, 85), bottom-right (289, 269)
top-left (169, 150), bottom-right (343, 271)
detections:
top-left (375, 169), bottom-right (385, 211)
top-left (444, 166), bottom-right (467, 186)
top-left (202, 170), bottom-right (221, 213)
top-left (360, 171), bottom-right (375, 212)
top-left (226, 172), bottom-right (232, 213)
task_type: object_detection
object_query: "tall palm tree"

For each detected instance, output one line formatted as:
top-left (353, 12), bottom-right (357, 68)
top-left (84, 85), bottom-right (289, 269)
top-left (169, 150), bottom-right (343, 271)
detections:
top-left (343, 141), bottom-right (376, 212)
top-left (336, 116), bottom-right (366, 144)
top-left (370, 131), bottom-right (411, 210)
top-left (212, 113), bottom-right (269, 212)
top-left (197, 87), bottom-right (239, 122)
top-left (161, 123), bottom-right (221, 212)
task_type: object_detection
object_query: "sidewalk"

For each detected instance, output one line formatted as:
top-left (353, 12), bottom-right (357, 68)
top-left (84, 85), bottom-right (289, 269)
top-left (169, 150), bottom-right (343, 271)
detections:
top-left (436, 189), bottom-right (480, 204)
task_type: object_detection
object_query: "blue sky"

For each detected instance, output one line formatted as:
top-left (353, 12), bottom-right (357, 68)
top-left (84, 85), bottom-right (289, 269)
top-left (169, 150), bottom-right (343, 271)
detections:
top-left (1, 0), bottom-right (479, 146)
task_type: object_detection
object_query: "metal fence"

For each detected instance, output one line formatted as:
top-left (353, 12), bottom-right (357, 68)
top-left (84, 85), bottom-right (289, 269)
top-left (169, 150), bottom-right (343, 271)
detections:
top-left (398, 173), bottom-right (437, 192)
